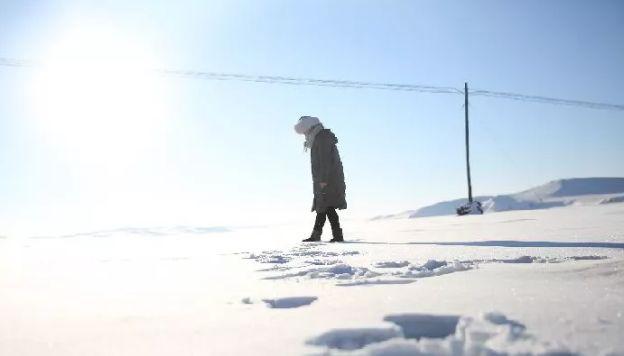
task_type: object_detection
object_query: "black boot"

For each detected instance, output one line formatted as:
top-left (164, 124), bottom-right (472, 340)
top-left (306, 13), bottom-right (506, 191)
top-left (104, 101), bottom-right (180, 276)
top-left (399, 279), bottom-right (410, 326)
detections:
top-left (302, 229), bottom-right (322, 242)
top-left (329, 228), bottom-right (344, 243)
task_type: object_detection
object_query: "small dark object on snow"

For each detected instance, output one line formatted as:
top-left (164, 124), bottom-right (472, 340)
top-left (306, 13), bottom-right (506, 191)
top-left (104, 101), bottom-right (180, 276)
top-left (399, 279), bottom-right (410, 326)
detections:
top-left (456, 201), bottom-right (483, 216)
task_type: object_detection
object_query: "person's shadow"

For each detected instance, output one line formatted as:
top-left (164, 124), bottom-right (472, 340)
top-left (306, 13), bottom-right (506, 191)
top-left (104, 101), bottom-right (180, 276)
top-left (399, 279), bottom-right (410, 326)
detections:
top-left (345, 240), bottom-right (624, 249)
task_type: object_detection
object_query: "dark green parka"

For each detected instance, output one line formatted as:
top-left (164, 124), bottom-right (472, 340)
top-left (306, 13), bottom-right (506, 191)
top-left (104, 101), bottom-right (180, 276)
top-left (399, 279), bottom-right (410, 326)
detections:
top-left (310, 129), bottom-right (347, 213)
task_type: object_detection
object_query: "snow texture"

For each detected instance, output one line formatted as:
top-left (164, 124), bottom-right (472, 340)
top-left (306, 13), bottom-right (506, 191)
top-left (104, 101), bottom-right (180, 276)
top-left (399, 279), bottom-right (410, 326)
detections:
top-left (247, 245), bottom-right (476, 284)
top-left (374, 261), bottom-right (410, 268)
top-left (264, 263), bottom-right (382, 281)
top-left (336, 279), bottom-right (417, 287)
top-left (262, 296), bottom-right (318, 309)
top-left (398, 260), bottom-right (473, 279)
top-left (247, 247), bottom-right (606, 286)
top-left (30, 225), bottom-right (231, 238)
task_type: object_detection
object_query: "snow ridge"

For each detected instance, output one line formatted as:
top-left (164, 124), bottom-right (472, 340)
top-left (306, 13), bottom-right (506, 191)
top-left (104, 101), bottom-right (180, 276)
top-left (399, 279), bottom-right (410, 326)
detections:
top-left (374, 177), bottom-right (624, 219)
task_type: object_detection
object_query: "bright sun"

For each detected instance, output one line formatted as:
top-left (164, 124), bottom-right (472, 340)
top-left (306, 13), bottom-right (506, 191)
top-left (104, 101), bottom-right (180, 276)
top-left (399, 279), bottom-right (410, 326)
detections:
top-left (29, 27), bottom-right (170, 165)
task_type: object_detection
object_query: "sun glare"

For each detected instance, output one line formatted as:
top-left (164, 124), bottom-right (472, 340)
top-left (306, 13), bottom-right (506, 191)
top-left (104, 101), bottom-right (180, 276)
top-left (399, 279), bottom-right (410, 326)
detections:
top-left (29, 27), bottom-right (169, 165)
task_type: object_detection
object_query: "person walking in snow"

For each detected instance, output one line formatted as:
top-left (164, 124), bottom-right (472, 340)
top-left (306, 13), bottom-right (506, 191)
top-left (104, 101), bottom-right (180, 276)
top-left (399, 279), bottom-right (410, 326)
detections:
top-left (294, 116), bottom-right (347, 243)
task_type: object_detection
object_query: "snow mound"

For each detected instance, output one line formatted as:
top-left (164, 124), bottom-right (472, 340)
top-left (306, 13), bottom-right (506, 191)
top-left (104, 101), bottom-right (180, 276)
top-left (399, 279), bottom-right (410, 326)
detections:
top-left (246, 247), bottom-right (359, 265)
top-left (265, 263), bottom-right (381, 281)
top-left (399, 260), bottom-right (473, 278)
top-left (515, 177), bottom-right (624, 200)
top-left (600, 195), bottom-right (624, 204)
top-left (305, 258), bottom-right (343, 265)
top-left (374, 177), bottom-right (624, 219)
top-left (262, 296), bottom-right (317, 309)
top-left (308, 312), bottom-right (574, 355)
top-left (480, 195), bottom-right (567, 213)
top-left (247, 252), bottom-right (291, 264)
top-left (568, 255), bottom-right (608, 261)
top-left (420, 260), bottom-right (448, 270)
top-left (374, 261), bottom-right (410, 268)
top-left (499, 255), bottom-right (538, 264)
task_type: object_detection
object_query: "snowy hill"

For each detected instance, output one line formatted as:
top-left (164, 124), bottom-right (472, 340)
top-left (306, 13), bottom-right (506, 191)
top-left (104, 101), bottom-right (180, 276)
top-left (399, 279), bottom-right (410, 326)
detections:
top-left (373, 177), bottom-right (624, 219)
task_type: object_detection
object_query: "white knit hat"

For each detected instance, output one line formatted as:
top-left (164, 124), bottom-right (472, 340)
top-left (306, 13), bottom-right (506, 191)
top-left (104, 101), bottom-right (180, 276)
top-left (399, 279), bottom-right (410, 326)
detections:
top-left (294, 116), bottom-right (321, 135)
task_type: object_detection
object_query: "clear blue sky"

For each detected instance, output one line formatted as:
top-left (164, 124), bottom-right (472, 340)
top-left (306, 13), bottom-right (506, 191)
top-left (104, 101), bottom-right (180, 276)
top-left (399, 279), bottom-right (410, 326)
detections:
top-left (1, 0), bottom-right (623, 234)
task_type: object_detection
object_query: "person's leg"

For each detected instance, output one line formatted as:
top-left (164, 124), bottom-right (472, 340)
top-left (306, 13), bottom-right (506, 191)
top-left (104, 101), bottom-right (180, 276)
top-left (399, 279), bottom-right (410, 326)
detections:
top-left (303, 211), bottom-right (326, 242)
top-left (313, 211), bottom-right (327, 232)
top-left (326, 208), bottom-right (344, 242)
top-left (326, 208), bottom-right (340, 231)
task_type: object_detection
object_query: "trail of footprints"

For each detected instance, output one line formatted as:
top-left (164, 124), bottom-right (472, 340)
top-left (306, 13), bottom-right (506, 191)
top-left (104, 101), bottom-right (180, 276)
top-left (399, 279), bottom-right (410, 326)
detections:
top-left (241, 244), bottom-right (597, 354)
top-left (244, 243), bottom-right (606, 286)
top-left (240, 295), bottom-right (575, 355)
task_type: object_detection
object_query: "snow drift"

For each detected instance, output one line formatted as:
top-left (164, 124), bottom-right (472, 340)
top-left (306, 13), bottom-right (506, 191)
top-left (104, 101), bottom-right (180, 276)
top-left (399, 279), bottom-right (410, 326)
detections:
top-left (373, 177), bottom-right (624, 219)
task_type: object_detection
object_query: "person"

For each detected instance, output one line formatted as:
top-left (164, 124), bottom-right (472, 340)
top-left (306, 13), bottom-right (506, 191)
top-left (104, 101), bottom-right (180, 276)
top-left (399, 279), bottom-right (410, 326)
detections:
top-left (294, 116), bottom-right (347, 242)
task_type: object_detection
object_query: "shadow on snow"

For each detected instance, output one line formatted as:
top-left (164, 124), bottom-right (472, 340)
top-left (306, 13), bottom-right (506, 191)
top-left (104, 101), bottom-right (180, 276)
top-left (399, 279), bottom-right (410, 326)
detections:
top-left (346, 240), bottom-right (624, 249)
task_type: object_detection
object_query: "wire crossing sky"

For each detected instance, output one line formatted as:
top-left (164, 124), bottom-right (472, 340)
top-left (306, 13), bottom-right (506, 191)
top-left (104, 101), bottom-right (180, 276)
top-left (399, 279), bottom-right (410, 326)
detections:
top-left (2, 57), bottom-right (623, 111)
top-left (0, 0), bottom-right (623, 234)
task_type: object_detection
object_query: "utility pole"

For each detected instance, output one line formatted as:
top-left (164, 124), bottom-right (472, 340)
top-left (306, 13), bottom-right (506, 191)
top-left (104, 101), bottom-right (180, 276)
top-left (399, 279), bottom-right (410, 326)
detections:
top-left (464, 82), bottom-right (473, 203)
top-left (456, 82), bottom-right (482, 215)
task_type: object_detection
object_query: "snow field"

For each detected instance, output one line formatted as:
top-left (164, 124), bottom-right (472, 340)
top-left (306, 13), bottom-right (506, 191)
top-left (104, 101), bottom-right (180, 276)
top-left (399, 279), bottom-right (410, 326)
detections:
top-left (0, 203), bottom-right (623, 355)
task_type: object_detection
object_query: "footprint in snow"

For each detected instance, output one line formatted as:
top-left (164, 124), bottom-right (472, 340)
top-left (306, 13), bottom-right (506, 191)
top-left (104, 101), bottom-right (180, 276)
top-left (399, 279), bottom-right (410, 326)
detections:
top-left (262, 296), bottom-right (318, 309)
top-left (306, 312), bottom-right (573, 355)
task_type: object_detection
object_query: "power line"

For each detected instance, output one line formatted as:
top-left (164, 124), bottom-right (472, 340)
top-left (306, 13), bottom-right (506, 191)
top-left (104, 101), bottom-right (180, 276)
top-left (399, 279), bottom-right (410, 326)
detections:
top-left (1, 56), bottom-right (623, 111)
top-left (471, 89), bottom-right (624, 111)
top-left (156, 69), bottom-right (462, 94)
top-left (0, 57), bottom-right (462, 95)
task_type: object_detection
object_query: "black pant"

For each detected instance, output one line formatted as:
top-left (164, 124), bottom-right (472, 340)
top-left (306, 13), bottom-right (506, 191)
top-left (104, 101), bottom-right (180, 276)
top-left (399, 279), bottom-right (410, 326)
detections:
top-left (313, 207), bottom-right (341, 232)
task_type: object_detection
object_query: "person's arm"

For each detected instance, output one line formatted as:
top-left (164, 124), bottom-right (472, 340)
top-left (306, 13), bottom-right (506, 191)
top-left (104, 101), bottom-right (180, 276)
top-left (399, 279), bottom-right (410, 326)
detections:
top-left (317, 134), bottom-right (333, 189)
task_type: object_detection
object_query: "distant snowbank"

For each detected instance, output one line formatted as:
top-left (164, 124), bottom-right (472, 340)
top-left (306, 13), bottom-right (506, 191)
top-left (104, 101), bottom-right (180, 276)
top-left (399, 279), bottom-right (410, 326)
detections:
top-left (374, 177), bottom-right (624, 220)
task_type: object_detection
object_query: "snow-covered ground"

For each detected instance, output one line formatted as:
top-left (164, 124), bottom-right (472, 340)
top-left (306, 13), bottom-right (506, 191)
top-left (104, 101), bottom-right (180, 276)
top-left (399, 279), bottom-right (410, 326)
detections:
top-left (1, 203), bottom-right (623, 355)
